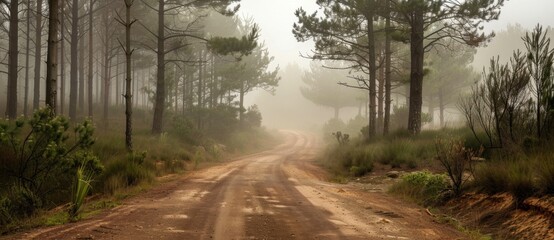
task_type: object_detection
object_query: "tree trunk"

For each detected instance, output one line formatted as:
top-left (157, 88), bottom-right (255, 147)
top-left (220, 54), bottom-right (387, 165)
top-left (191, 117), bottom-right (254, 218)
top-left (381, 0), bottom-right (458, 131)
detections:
top-left (182, 64), bottom-right (186, 114)
top-left (384, 1), bottom-right (392, 135)
top-left (69, 0), bottom-right (79, 120)
top-left (116, 54), bottom-right (121, 107)
top-left (197, 52), bottom-right (203, 108)
top-left (439, 88), bottom-right (445, 127)
top-left (428, 95), bottom-right (434, 126)
top-left (79, 21), bottom-right (85, 113)
top-left (87, 0), bottom-right (94, 117)
top-left (33, 0), bottom-right (43, 111)
top-left (123, 0), bottom-right (134, 151)
top-left (378, 51), bottom-right (384, 134)
top-left (152, 0), bottom-right (165, 134)
top-left (239, 82), bottom-right (245, 123)
top-left (6, 0), bottom-right (19, 119)
top-left (24, 0), bottom-right (31, 117)
top-left (102, 7), bottom-right (111, 126)
top-left (45, 0), bottom-right (60, 111)
top-left (366, 4), bottom-right (377, 139)
top-left (407, 9), bottom-right (424, 135)
top-left (60, 0), bottom-right (65, 114)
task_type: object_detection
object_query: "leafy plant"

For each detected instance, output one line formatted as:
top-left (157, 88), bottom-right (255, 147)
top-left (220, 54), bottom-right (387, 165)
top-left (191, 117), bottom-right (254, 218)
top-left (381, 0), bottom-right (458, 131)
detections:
top-left (0, 108), bottom-right (99, 217)
top-left (69, 166), bottom-right (93, 221)
top-left (390, 171), bottom-right (449, 206)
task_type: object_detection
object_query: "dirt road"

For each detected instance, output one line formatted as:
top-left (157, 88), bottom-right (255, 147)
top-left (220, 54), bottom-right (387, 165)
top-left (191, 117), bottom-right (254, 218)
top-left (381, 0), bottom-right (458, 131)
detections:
top-left (16, 131), bottom-right (465, 240)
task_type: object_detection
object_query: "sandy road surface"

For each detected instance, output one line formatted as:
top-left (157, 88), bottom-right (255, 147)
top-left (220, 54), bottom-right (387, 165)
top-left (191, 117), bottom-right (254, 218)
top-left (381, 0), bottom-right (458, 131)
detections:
top-left (12, 131), bottom-right (465, 240)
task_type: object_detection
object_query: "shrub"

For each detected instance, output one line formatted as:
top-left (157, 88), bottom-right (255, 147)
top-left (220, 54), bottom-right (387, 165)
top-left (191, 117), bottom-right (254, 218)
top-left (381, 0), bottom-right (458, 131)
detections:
top-left (435, 137), bottom-right (482, 196)
top-left (473, 163), bottom-right (510, 194)
top-left (538, 155), bottom-right (554, 194)
top-left (474, 160), bottom-right (536, 205)
top-left (507, 163), bottom-right (535, 205)
top-left (390, 171), bottom-right (449, 206)
top-left (0, 108), bottom-right (98, 205)
top-left (69, 166), bottom-right (94, 221)
top-left (243, 105), bottom-right (262, 128)
top-left (6, 184), bottom-right (42, 218)
top-left (0, 196), bottom-right (12, 225)
top-left (100, 154), bottom-right (154, 194)
top-left (380, 140), bottom-right (417, 167)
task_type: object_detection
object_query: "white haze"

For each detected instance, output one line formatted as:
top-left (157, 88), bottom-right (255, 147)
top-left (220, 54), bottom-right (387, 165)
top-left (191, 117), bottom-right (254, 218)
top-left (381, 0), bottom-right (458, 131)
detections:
top-left (238, 0), bottom-right (554, 130)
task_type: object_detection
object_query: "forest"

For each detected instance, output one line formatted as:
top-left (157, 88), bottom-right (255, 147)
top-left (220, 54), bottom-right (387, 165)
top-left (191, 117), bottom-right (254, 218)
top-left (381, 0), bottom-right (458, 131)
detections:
top-left (0, 0), bottom-right (553, 239)
top-left (0, 0), bottom-right (280, 231)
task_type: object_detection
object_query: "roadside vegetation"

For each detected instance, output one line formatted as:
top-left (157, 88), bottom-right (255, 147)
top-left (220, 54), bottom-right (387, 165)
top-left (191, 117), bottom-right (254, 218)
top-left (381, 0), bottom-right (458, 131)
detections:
top-left (319, 25), bottom-right (554, 239)
top-left (0, 106), bottom-right (277, 234)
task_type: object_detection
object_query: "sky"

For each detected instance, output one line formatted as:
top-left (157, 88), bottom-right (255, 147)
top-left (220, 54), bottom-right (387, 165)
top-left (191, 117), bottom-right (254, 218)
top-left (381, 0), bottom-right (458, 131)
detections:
top-left (239, 0), bottom-right (554, 69)
top-left (237, 0), bottom-right (554, 129)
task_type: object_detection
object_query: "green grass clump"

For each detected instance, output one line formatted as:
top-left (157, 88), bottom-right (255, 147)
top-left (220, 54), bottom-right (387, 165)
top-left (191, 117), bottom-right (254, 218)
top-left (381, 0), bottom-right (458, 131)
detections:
top-left (537, 155), bottom-right (554, 194)
top-left (100, 156), bottom-right (154, 195)
top-left (69, 167), bottom-right (94, 221)
top-left (473, 160), bottom-right (536, 205)
top-left (389, 171), bottom-right (449, 206)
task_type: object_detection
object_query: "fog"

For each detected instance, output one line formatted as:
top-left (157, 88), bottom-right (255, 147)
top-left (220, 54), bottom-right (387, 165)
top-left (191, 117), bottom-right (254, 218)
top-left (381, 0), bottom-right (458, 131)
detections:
top-left (238, 0), bottom-right (554, 131)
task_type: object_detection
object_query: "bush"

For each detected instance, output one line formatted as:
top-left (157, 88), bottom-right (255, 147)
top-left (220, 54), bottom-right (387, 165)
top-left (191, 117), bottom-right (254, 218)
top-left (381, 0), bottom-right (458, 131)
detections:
top-left (538, 155), bottom-right (554, 194)
top-left (435, 137), bottom-right (482, 196)
top-left (5, 184), bottom-right (42, 219)
top-left (100, 154), bottom-right (154, 194)
top-left (321, 142), bottom-right (376, 177)
top-left (473, 160), bottom-right (536, 205)
top-left (507, 163), bottom-right (535, 204)
top-left (0, 108), bottom-right (100, 223)
top-left (390, 171), bottom-right (449, 206)
top-left (243, 105), bottom-right (262, 128)
top-left (0, 196), bottom-right (12, 225)
top-left (322, 118), bottom-right (346, 141)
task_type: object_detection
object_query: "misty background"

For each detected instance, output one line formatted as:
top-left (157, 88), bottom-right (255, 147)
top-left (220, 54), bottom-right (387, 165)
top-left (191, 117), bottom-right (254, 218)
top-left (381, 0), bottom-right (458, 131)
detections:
top-left (239, 0), bottom-right (554, 131)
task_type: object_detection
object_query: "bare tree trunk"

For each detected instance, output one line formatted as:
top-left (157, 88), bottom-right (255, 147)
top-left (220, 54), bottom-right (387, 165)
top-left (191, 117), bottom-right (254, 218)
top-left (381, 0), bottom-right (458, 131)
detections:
top-left (366, 5), bottom-right (377, 139)
top-left (384, 0), bottom-right (392, 135)
top-left (182, 64), bottom-right (186, 114)
top-left (407, 9), bottom-right (424, 135)
top-left (6, 0), bottom-right (19, 119)
top-left (95, 52), bottom-right (100, 103)
top-left (428, 95), bottom-right (434, 126)
top-left (239, 82), bottom-right (245, 123)
top-left (24, 0), bottom-right (31, 117)
top-left (152, 0), bottom-right (165, 134)
top-left (33, 0), bottom-right (43, 111)
top-left (69, 0), bottom-right (79, 120)
top-left (102, 5), bottom-right (111, 126)
top-left (79, 21), bottom-right (85, 113)
top-left (120, 0), bottom-right (135, 151)
top-left (378, 51), bottom-right (384, 134)
top-left (439, 88), bottom-right (445, 127)
top-left (45, 0), bottom-right (60, 111)
top-left (60, 0), bottom-right (66, 114)
top-left (87, 0), bottom-right (94, 117)
top-left (115, 54), bottom-right (120, 107)
top-left (197, 52), bottom-right (203, 108)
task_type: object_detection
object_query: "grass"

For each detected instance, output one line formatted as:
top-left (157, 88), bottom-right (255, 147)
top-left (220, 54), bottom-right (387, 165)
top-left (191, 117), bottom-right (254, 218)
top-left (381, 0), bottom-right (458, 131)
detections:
top-left (320, 128), bottom-right (460, 177)
top-left (389, 171), bottom-right (450, 206)
top-left (472, 153), bottom-right (554, 205)
top-left (0, 108), bottom-right (279, 234)
top-left (434, 213), bottom-right (493, 240)
top-left (69, 167), bottom-right (94, 221)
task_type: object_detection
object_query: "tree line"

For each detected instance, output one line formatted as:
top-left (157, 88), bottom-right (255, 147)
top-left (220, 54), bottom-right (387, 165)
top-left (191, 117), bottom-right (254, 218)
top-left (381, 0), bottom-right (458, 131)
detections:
top-left (293, 0), bottom-right (505, 137)
top-left (0, 0), bottom-right (279, 150)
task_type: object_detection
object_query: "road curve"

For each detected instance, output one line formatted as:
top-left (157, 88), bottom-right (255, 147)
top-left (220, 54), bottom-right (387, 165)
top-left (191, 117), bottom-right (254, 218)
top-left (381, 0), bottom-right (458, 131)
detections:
top-left (13, 131), bottom-right (465, 240)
